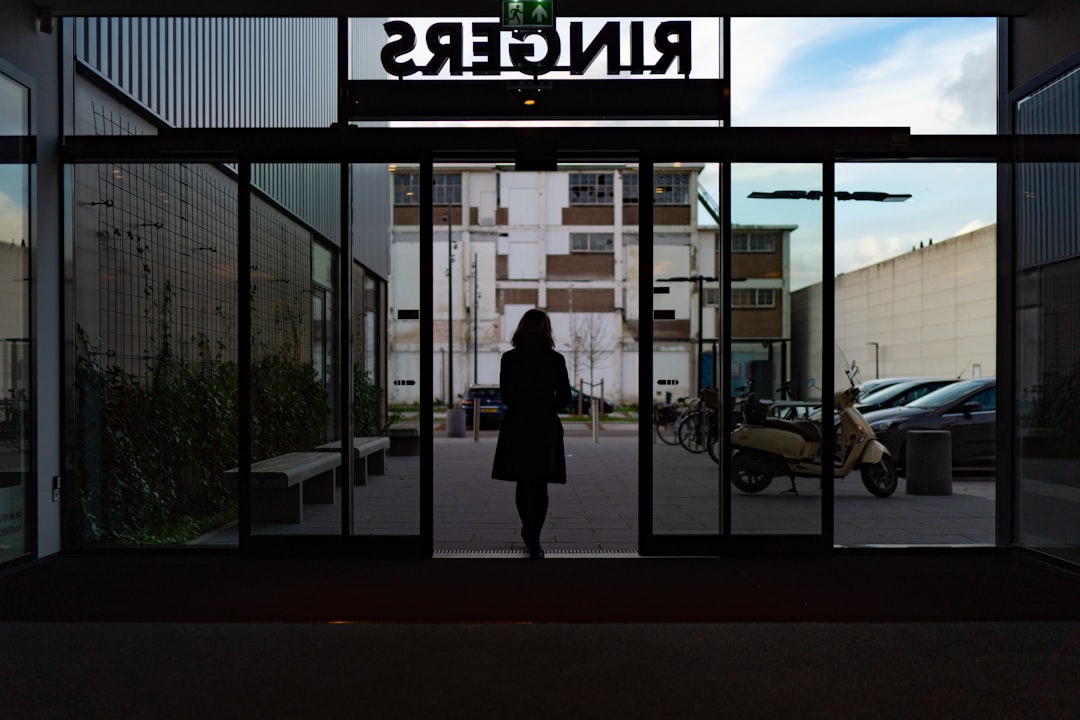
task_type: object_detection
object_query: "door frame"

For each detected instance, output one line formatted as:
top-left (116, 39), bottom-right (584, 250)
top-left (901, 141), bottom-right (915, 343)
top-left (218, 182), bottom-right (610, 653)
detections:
top-left (63, 125), bottom-right (1022, 557)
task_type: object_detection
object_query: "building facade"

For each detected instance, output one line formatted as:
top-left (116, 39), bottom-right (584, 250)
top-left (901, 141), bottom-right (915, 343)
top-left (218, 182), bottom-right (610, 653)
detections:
top-left (389, 165), bottom-right (793, 406)
top-left (0, 0), bottom-right (1079, 567)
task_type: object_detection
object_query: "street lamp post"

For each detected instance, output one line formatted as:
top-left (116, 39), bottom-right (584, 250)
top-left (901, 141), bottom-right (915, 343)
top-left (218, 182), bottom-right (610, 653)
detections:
top-left (866, 341), bottom-right (880, 379)
top-left (446, 202), bottom-right (453, 403)
top-left (472, 253), bottom-right (478, 382)
top-left (444, 199), bottom-right (466, 438)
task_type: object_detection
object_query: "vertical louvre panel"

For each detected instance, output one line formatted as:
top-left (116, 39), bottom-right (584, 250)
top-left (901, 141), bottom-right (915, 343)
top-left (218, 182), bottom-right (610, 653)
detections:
top-left (72, 16), bottom-right (341, 243)
top-left (1017, 66), bottom-right (1080, 270)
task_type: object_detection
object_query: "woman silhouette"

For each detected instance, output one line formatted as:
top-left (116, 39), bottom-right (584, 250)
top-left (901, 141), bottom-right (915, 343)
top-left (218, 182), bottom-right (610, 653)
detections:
top-left (491, 309), bottom-right (572, 559)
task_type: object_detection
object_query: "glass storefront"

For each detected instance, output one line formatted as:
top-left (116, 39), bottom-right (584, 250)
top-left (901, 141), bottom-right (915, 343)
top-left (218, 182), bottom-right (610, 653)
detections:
top-left (1015, 65), bottom-right (1080, 565)
top-left (72, 161), bottom-right (241, 545)
top-left (5, 7), bottom-right (1077, 565)
top-left (0, 69), bottom-right (30, 563)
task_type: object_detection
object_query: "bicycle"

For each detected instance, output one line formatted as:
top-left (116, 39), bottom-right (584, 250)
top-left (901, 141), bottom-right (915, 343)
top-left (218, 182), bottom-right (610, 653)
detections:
top-left (655, 395), bottom-right (700, 446)
top-left (677, 390), bottom-right (717, 454)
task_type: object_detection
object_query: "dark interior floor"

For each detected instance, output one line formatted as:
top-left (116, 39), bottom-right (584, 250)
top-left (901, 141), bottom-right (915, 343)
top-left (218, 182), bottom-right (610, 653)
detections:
top-left (3, 550), bottom-right (1079, 719)
top-left (3, 549), bottom-right (1079, 622)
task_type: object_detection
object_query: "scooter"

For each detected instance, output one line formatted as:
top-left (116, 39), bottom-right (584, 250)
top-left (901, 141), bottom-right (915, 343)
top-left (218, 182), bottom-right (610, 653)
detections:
top-left (729, 362), bottom-right (898, 497)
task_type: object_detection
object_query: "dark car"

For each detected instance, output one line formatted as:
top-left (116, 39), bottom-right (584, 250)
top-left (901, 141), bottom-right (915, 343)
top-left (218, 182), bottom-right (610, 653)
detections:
top-left (862, 377), bottom-right (996, 476)
top-left (855, 378), bottom-right (957, 413)
top-left (460, 384), bottom-right (506, 429)
top-left (563, 387), bottom-right (615, 416)
top-left (857, 376), bottom-right (940, 397)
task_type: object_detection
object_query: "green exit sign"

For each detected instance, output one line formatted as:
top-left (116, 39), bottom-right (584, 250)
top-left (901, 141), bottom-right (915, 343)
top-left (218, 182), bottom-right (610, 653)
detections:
top-left (502, 0), bottom-right (554, 28)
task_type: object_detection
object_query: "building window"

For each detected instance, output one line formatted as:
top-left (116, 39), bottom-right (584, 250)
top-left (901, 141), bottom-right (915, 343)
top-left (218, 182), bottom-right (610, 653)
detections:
top-left (623, 172), bottom-right (639, 204)
top-left (732, 288), bottom-right (776, 308)
top-left (704, 288), bottom-right (719, 306)
top-left (570, 233), bottom-right (615, 252)
top-left (569, 172), bottom-right (614, 205)
top-left (732, 232), bottom-right (777, 253)
top-left (394, 172), bottom-right (462, 206)
top-left (623, 171), bottom-right (691, 205)
top-left (653, 172), bottom-right (691, 204)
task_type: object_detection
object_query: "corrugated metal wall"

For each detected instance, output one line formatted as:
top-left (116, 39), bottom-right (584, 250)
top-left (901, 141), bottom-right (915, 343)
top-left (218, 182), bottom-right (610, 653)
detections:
top-left (73, 17), bottom-right (341, 245)
top-left (1016, 65), bottom-right (1080, 270)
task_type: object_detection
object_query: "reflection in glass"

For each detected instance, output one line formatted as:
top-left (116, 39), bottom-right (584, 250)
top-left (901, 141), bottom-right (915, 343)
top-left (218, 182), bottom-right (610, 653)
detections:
top-left (354, 162), bottom-right (417, 536)
top-left (0, 72), bottom-right (29, 563)
top-left (652, 162), bottom-right (720, 536)
top-left (1015, 71), bottom-right (1080, 563)
top-left (72, 163), bottom-right (239, 546)
top-left (1016, 163), bottom-right (1080, 564)
top-left (248, 165), bottom-right (339, 536)
top-left (730, 163), bottom-right (822, 535)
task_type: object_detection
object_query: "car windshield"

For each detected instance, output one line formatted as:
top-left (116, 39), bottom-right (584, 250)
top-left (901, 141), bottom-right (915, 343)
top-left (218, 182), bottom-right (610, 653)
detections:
top-left (906, 380), bottom-right (987, 409)
top-left (470, 387), bottom-right (500, 399)
top-left (857, 382), bottom-right (918, 405)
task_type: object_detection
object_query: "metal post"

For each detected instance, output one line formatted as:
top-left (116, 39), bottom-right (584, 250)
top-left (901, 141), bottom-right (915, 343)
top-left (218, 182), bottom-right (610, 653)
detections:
top-left (473, 400), bottom-right (480, 443)
top-left (472, 253), bottom-right (478, 383)
top-left (697, 275), bottom-right (705, 391)
top-left (592, 394), bottom-right (599, 444)
top-left (866, 341), bottom-right (880, 379)
top-left (447, 201), bottom-right (453, 402)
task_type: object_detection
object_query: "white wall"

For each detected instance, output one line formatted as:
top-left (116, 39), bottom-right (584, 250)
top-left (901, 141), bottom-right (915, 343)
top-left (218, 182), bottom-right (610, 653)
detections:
top-left (794, 224), bottom-right (997, 389)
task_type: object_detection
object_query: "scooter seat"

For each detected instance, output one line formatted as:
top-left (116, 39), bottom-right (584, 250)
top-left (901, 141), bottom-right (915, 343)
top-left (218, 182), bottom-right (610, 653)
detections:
top-left (763, 417), bottom-right (822, 443)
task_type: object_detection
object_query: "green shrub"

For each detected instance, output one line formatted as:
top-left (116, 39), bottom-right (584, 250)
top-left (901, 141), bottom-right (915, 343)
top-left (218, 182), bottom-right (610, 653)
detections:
top-left (74, 333), bottom-right (329, 545)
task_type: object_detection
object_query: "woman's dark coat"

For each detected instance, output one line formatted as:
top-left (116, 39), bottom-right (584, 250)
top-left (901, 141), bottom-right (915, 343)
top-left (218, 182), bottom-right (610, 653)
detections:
top-left (491, 346), bottom-right (572, 484)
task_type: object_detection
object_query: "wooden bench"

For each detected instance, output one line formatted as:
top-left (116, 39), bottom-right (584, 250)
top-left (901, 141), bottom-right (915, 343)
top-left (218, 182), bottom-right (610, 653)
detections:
top-left (224, 452), bottom-right (341, 524)
top-left (387, 424), bottom-right (420, 456)
top-left (313, 436), bottom-right (390, 486)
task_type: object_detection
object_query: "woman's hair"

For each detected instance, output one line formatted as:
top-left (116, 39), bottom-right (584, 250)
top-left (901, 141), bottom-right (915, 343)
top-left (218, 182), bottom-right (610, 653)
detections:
top-left (511, 308), bottom-right (555, 349)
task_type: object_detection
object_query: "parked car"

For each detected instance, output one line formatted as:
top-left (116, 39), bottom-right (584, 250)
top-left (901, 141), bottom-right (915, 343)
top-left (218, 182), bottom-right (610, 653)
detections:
top-left (862, 378), bottom-right (996, 476)
top-left (563, 387), bottom-right (615, 416)
top-left (857, 376), bottom-right (941, 397)
top-left (855, 378), bottom-right (957, 413)
top-left (460, 384), bottom-right (506, 429)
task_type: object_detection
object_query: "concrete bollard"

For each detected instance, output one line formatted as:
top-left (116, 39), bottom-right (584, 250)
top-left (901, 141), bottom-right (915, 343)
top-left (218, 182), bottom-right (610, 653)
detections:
top-left (446, 408), bottom-right (467, 438)
top-left (905, 430), bottom-right (952, 495)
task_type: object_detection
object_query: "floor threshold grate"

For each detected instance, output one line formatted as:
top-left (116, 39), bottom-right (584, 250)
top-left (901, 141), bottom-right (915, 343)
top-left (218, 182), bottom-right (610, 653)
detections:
top-left (433, 549), bottom-right (640, 558)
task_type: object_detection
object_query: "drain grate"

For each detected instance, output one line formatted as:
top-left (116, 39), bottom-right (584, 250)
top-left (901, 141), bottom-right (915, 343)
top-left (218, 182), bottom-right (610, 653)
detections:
top-left (433, 549), bottom-right (639, 558)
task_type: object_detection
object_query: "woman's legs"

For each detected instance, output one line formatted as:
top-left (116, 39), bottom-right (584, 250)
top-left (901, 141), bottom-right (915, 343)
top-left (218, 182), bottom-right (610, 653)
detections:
top-left (515, 480), bottom-right (549, 550)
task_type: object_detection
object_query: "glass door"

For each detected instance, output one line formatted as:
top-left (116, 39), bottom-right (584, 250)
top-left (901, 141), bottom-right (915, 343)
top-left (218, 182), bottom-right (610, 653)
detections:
top-left (646, 160), bottom-right (722, 552)
top-left (727, 163), bottom-right (826, 542)
top-left (0, 65), bottom-right (30, 563)
top-left (643, 160), bottom-right (830, 554)
top-left (239, 161), bottom-right (426, 553)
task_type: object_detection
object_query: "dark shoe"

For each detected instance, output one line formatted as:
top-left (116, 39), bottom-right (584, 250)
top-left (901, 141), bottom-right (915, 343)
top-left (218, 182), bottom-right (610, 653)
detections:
top-left (528, 545), bottom-right (545, 560)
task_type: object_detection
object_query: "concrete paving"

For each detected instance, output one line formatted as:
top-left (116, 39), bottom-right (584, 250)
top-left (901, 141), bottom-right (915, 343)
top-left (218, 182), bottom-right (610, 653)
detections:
top-left (196, 421), bottom-right (998, 551)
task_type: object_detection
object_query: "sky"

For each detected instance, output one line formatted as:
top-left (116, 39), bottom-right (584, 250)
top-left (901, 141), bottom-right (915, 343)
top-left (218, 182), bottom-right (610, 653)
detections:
top-left (376, 16), bottom-right (999, 289)
top-left (724, 17), bottom-right (998, 288)
top-left (0, 17), bottom-right (998, 276)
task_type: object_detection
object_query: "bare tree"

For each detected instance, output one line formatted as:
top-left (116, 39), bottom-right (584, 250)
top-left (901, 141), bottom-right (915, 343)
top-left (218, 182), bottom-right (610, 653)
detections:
top-left (569, 310), bottom-right (614, 395)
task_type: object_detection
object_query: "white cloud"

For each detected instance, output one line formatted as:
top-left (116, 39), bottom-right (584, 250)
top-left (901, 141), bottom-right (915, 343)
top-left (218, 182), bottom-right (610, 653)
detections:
top-left (954, 219), bottom-right (989, 236)
top-left (731, 18), bottom-right (900, 114)
top-left (732, 19), bottom-right (996, 134)
top-left (840, 234), bottom-right (907, 274)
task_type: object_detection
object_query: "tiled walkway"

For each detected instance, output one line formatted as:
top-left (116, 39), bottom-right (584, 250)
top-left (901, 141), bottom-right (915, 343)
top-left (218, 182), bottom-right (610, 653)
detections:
top-left (197, 422), bottom-right (998, 550)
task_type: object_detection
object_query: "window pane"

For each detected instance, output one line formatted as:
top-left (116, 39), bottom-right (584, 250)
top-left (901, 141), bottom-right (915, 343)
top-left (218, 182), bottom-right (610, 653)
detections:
top-left (72, 162), bottom-right (239, 547)
top-left (569, 172), bottom-right (614, 205)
